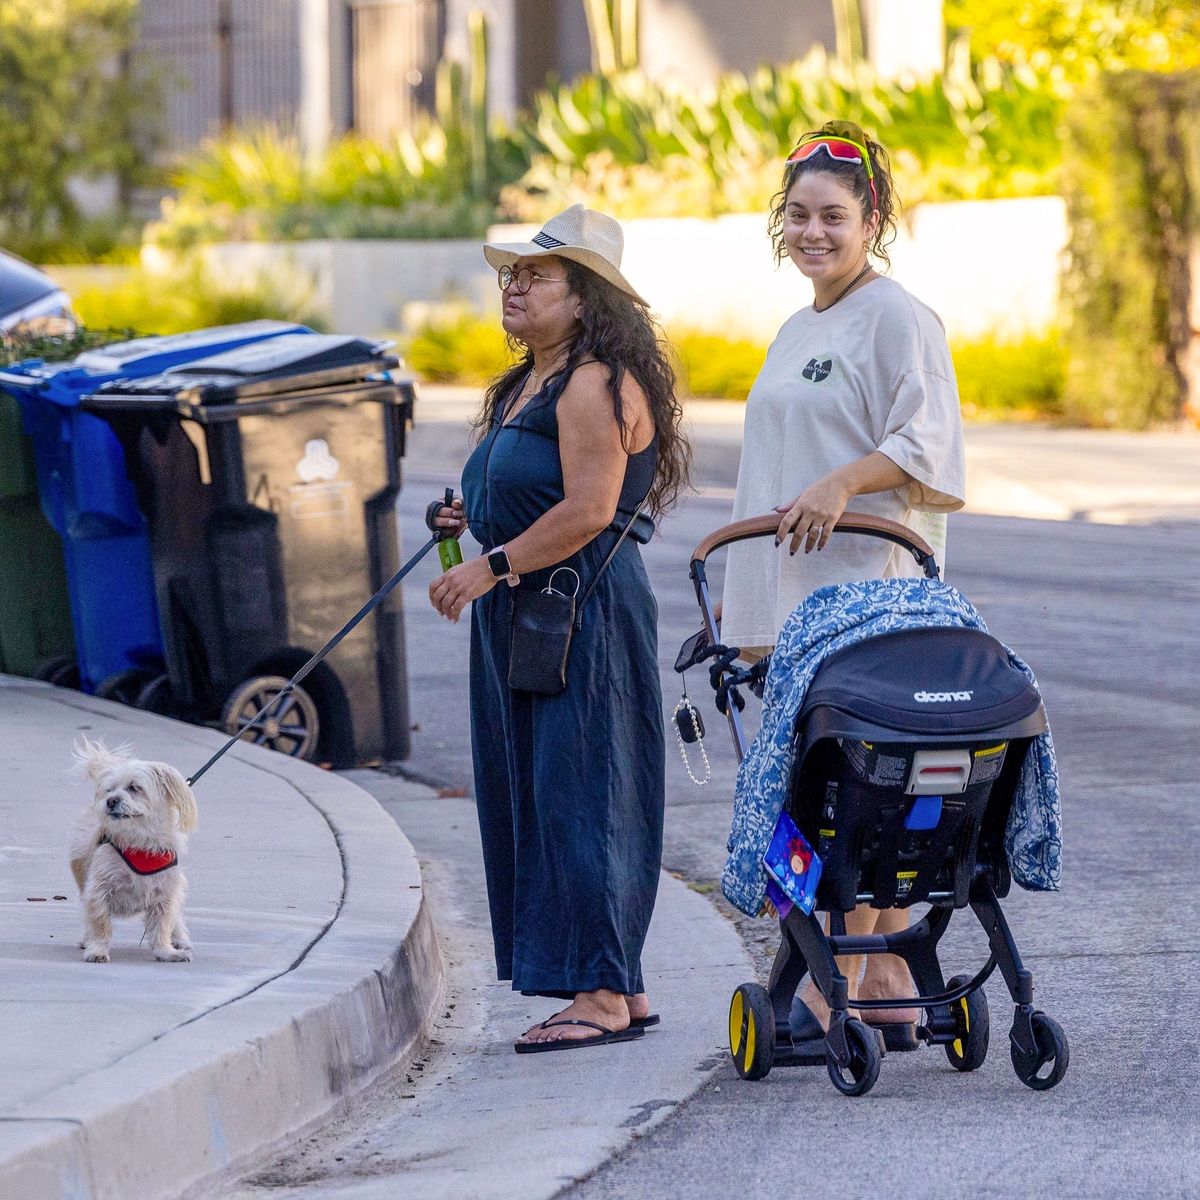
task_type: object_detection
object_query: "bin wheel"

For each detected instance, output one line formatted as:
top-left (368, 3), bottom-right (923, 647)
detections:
top-left (1011, 1011), bottom-right (1069, 1091)
top-left (729, 983), bottom-right (775, 1080)
top-left (134, 673), bottom-right (181, 718)
top-left (826, 1018), bottom-right (881, 1097)
top-left (95, 668), bottom-right (158, 706)
top-left (945, 974), bottom-right (990, 1072)
top-left (221, 675), bottom-right (320, 760)
top-left (34, 655), bottom-right (80, 690)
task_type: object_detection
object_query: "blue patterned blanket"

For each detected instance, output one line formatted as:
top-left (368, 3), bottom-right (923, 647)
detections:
top-left (721, 578), bottom-right (1063, 917)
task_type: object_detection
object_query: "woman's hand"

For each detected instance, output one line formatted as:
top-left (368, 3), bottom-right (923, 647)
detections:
top-left (432, 495), bottom-right (466, 538)
top-left (775, 472), bottom-right (853, 555)
top-left (429, 556), bottom-right (496, 623)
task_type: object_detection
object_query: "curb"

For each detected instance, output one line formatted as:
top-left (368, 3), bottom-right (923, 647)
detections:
top-left (0, 688), bottom-right (443, 1200)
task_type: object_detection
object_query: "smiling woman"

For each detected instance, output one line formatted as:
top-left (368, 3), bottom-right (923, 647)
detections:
top-left (426, 205), bottom-right (690, 1055)
top-left (719, 121), bottom-right (966, 1051)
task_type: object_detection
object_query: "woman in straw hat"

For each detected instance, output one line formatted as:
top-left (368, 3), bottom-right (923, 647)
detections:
top-left (429, 205), bottom-right (690, 1052)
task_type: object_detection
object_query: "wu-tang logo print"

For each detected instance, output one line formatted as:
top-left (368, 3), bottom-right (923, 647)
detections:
top-left (802, 356), bottom-right (833, 382)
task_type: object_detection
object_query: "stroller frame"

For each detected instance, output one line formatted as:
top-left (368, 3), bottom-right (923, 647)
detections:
top-left (687, 513), bottom-right (1068, 1096)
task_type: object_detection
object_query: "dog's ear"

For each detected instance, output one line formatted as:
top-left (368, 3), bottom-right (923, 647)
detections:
top-left (154, 764), bottom-right (198, 832)
top-left (70, 736), bottom-right (129, 782)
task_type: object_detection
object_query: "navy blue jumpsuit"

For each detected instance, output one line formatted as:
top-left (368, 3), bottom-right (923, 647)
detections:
top-left (461, 368), bottom-right (665, 999)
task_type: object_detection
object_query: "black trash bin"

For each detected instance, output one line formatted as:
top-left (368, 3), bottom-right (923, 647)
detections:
top-left (83, 334), bottom-right (415, 766)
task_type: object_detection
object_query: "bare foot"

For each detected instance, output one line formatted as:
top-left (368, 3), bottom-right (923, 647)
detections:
top-left (798, 979), bottom-right (831, 1029)
top-left (799, 978), bottom-right (918, 1027)
top-left (855, 971), bottom-right (919, 1025)
top-left (624, 992), bottom-right (651, 1023)
top-left (517, 989), bottom-right (630, 1046)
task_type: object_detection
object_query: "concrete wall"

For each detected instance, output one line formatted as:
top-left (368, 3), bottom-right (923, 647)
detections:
top-left (169, 196), bottom-right (1067, 343)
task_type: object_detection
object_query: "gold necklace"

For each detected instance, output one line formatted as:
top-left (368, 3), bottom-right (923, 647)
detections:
top-left (813, 261), bottom-right (873, 313)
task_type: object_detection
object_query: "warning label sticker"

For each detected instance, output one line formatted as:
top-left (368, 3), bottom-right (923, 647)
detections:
top-left (843, 741), bottom-right (908, 787)
top-left (968, 742), bottom-right (1008, 785)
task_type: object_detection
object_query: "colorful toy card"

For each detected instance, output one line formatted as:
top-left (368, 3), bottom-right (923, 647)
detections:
top-left (762, 809), bottom-right (822, 916)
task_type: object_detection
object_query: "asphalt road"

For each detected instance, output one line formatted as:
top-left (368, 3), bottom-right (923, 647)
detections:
top-left (391, 412), bottom-right (1200, 1199)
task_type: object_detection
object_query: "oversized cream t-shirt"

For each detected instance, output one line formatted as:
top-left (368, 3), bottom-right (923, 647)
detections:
top-left (720, 276), bottom-right (966, 649)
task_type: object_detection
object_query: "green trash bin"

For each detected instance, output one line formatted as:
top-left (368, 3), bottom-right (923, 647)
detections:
top-left (0, 391), bottom-right (74, 680)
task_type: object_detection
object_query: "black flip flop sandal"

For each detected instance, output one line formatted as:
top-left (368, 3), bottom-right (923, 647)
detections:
top-left (514, 1019), bottom-right (646, 1054)
top-left (630, 1013), bottom-right (660, 1029)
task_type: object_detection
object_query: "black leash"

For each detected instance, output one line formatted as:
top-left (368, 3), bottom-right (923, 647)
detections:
top-left (187, 534), bottom-right (440, 787)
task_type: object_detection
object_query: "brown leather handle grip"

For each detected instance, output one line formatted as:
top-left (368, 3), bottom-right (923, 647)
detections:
top-left (690, 511), bottom-right (937, 571)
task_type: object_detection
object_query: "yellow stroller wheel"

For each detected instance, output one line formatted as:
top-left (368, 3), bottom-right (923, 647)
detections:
top-left (729, 983), bottom-right (775, 1080)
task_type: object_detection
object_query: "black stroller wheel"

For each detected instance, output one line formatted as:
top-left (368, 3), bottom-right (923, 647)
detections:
top-left (221, 675), bottom-right (320, 760)
top-left (729, 983), bottom-right (775, 1080)
top-left (826, 1018), bottom-right (881, 1097)
top-left (945, 974), bottom-right (990, 1072)
top-left (1011, 1011), bottom-right (1069, 1091)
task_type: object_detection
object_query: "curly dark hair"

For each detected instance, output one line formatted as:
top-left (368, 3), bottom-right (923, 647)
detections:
top-left (767, 119), bottom-right (900, 270)
top-left (473, 258), bottom-right (691, 519)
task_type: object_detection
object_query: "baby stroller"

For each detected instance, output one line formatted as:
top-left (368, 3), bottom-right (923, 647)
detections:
top-left (678, 512), bottom-right (1068, 1098)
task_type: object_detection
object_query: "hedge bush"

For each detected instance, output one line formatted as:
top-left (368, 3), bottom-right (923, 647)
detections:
top-left (1060, 69), bottom-right (1198, 427)
top-left (400, 313), bottom-right (1065, 420)
top-left (951, 329), bottom-right (1065, 421)
top-left (69, 263), bottom-right (327, 337)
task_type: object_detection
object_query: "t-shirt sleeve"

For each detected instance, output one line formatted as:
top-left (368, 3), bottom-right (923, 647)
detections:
top-left (877, 365), bottom-right (966, 512)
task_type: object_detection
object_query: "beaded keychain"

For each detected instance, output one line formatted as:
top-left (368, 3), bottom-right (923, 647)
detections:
top-left (671, 680), bottom-right (711, 786)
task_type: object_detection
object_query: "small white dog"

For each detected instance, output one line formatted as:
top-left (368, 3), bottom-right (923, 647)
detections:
top-left (69, 737), bottom-right (198, 963)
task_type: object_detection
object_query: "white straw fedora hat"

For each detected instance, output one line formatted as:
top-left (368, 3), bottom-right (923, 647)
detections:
top-left (483, 204), bottom-right (647, 306)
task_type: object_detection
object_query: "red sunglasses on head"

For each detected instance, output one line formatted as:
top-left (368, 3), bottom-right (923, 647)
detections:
top-left (787, 135), bottom-right (878, 211)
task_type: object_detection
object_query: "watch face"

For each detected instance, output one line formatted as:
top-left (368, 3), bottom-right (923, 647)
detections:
top-left (488, 549), bottom-right (510, 577)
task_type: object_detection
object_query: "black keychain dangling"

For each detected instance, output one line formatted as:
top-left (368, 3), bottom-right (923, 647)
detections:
top-left (672, 677), bottom-right (710, 785)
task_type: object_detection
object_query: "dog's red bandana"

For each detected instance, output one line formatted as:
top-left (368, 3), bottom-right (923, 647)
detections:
top-left (100, 835), bottom-right (178, 876)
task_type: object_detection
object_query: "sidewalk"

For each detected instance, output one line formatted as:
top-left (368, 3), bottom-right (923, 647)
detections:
top-left (0, 677), bottom-right (757, 1200)
top-left (0, 678), bottom-right (441, 1200)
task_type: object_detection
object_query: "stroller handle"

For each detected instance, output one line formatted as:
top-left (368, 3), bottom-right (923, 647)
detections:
top-left (690, 511), bottom-right (939, 579)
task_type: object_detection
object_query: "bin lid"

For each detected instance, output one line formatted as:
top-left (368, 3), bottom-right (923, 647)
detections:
top-left (72, 321), bottom-right (308, 373)
top-left (0, 320), bottom-right (311, 394)
top-left (90, 334), bottom-right (398, 405)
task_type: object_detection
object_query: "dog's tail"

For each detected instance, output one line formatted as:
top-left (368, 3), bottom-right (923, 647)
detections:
top-left (69, 824), bottom-right (102, 893)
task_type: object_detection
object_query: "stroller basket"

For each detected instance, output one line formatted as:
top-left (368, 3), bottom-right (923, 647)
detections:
top-left (685, 512), bottom-right (1068, 1097)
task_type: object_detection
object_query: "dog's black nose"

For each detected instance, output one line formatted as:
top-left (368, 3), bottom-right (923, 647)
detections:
top-left (106, 796), bottom-right (119, 812)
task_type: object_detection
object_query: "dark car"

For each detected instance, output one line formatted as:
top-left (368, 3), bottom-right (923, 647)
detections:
top-left (0, 248), bottom-right (76, 346)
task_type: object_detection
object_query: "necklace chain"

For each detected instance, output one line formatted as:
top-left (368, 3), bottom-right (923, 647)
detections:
top-left (813, 261), bottom-right (872, 313)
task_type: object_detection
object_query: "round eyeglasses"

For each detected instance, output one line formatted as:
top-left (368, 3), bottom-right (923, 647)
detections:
top-left (497, 265), bottom-right (569, 294)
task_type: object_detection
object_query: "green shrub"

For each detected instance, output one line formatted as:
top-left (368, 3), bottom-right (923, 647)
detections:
top-left (671, 330), bottom-right (767, 400)
top-left (951, 330), bottom-right (1065, 421)
top-left (398, 312), bottom-right (1068, 420)
top-left (150, 120), bottom-right (525, 249)
top-left (404, 314), bottom-right (514, 384)
top-left (1060, 70), bottom-right (1198, 427)
top-left (151, 43), bottom-right (1067, 247)
top-left (69, 263), bottom-right (327, 336)
top-left (0, 1), bottom-right (156, 250)
top-left (3, 326), bottom-right (143, 365)
top-left (510, 46), bottom-right (1064, 218)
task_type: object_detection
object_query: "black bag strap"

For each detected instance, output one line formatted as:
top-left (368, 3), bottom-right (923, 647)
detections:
top-left (573, 493), bottom-right (651, 630)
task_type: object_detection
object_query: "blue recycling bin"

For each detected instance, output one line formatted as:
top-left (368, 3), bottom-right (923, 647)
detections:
top-left (0, 321), bottom-right (311, 695)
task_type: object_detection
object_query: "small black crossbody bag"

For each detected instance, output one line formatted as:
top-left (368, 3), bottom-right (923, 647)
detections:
top-left (508, 498), bottom-right (649, 695)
